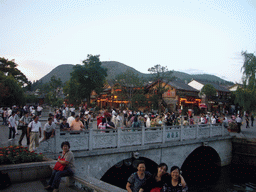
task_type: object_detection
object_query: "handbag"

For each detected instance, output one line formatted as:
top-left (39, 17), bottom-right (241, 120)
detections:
top-left (18, 125), bottom-right (27, 130)
top-left (150, 187), bottom-right (162, 192)
top-left (53, 156), bottom-right (66, 171)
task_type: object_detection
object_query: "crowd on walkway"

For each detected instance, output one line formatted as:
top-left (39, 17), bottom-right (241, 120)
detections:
top-left (95, 108), bottom-right (231, 131)
top-left (1, 104), bottom-right (255, 152)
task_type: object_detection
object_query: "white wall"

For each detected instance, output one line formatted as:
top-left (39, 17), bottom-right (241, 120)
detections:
top-left (188, 80), bottom-right (204, 91)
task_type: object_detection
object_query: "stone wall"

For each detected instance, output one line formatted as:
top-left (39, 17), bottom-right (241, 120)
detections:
top-left (232, 138), bottom-right (256, 166)
top-left (73, 136), bottom-right (232, 179)
top-left (37, 124), bottom-right (230, 158)
top-left (36, 124), bottom-right (232, 180)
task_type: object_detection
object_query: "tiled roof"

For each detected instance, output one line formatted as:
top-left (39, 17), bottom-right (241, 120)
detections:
top-left (192, 79), bottom-right (230, 92)
top-left (168, 81), bottom-right (199, 92)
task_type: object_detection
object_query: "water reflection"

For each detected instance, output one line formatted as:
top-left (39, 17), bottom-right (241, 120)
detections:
top-left (188, 165), bottom-right (256, 192)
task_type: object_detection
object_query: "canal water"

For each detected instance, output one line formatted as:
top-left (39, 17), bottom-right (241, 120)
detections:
top-left (188, 164), bottom-right (256, 192)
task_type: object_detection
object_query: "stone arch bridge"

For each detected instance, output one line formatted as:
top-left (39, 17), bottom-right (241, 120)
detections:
top-left (37, 124), bottom-right (232, 180)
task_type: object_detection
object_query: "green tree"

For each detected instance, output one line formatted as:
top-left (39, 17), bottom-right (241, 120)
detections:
top-left (131, 93), bottom-right (147, 110)
top-left (148, 64), bottom-right (174, 112)
top-left (45, 92), bottom-right (64, 107)
top-left (241, 51), bottom-right (256, 89)
top-left (65, 55), bottom-right (107, 105)
top-left (25, 94), bottom-right (38, 104)
top-left (201, 84), bottom-right (216, 98)
top-left (114, 70), bottom-right (146, 109)
top-left (63, 78), bottom-right (80, 105)
top-left (44, 76), bottom-right (63, 107)
top-left (0, 71), bottom-right (25, 106)
top-left (200, 84), bottom-right (216, 110)
top-left (49, 76), bottom-right (62, 91)
top-left (0, 57), bottom-right (28, 86)
top-left (235, 87), bottom-right (256, 112)
top-left (235, 51), bottom-right (256, 112)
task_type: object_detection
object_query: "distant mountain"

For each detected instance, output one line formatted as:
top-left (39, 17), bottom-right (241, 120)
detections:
top-left (38, 64), bottom-right (74, 84)
top-left (37, 61), bottom-right (233, 86)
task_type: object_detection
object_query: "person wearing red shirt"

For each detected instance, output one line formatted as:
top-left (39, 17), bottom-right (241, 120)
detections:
top-left (96, 112), bottom-right (104, 128)
top-left (104, 109), bottom-right (111, 119)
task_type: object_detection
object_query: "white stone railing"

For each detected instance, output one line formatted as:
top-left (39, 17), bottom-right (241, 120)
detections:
top-left (70, 175), bottom-right (127, 192)
top-left (37, 124), bottom-right (230, 154)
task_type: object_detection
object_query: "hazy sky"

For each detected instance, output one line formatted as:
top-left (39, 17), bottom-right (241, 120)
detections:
top-left (1, 0), bottom-right (256, 83)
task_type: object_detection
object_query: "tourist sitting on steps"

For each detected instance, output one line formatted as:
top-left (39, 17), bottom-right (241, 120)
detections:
top-left (45, 141), bottom-right (75, 192)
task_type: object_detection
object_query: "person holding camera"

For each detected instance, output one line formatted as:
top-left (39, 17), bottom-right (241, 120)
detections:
top-left (18, 112), bottom-right (30, 146)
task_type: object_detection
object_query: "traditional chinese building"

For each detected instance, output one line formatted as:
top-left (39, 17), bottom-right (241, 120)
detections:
top-left (188, 79), bottom-right (231, 112)
top-left (146, 80), bottom-right (201, 112)
top-left (96, 81), bottom-right (129, 109)
top-left (95, 80), bottom-right (202, 112)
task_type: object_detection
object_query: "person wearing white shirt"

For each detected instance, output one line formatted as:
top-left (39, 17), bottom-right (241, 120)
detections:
top-left (29, 106), bottom-right (34, 113)
top-left (200, 114), bottom-right (205, 124)
top-left (7, 108), bottom-right (12, 118)
top-left (8, 112), bottom-right (16, 140)
top-left (27, 115), bottom-right (42, 151)
top-left (32, 109), bottom-right (36, 116)
top-left (37, 105), bottom-right (43, 117)
top-left (49, 113), bottom-right (59, 125)
top-left (67, 112), bottom-right (76, 127)
top-left (41, 118), bottom-right (56, 142)
top-left (70, 107), bottom-right (75, 112)
top-left (65, 106), bottom-right (69, 117)
top-left (116, 113), bottom-right (121, 127)
top-left (62, 108), bottom-right (66, 118)
top-left (14, 111), bottom-right (20, 135)
top-left (145, 115), bottom-right (151, 128)
top-left (211, 116), bottom-right (216, 125)
top-left (222, 114), bottom-right (228, 128)
top-left (112, 109), bottom-right (117, 116)
top-left (236, 115), bottom-right (242, 133)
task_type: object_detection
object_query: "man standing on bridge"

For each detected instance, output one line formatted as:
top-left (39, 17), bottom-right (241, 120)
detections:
top-left (27, 115), bottom-right (42, 151)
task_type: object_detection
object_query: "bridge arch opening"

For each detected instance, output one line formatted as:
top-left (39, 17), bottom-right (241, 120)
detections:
top-left (101, 157), bottom-right (158, 189)
top-left (181, 146), bottom-right (221, 187)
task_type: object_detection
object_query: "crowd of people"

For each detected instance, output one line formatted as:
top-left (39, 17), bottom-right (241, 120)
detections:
top-left (0, 105), bottom-right (92, 152)
top-left (95, 108), bottom-right (234, 131)
top-left (96, 109), bottom-right (188, 131)
top-left (1, 105), bottom-right (255, 151)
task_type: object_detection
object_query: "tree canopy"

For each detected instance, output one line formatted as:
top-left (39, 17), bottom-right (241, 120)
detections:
top-left (241, 51), bottom-right (256, 89)
top-left (148, 64), bottom-right (174, 112)
top-left (235, 51), bottom-right (256, 112)
top-left (64, 55), bottom-right (107, 105)
top-left (0, 71), bottom-right (25, 106)
top-left (201, 84), bottom-right (216, 98)
top-left (0, 58), bottom-right (28, 106)
top-left (0, 57), bottom-right (28, 86)
top-left (114, 70), bottom-right (146, 109)
top-left (44, 76), bottom-right (63, 107)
